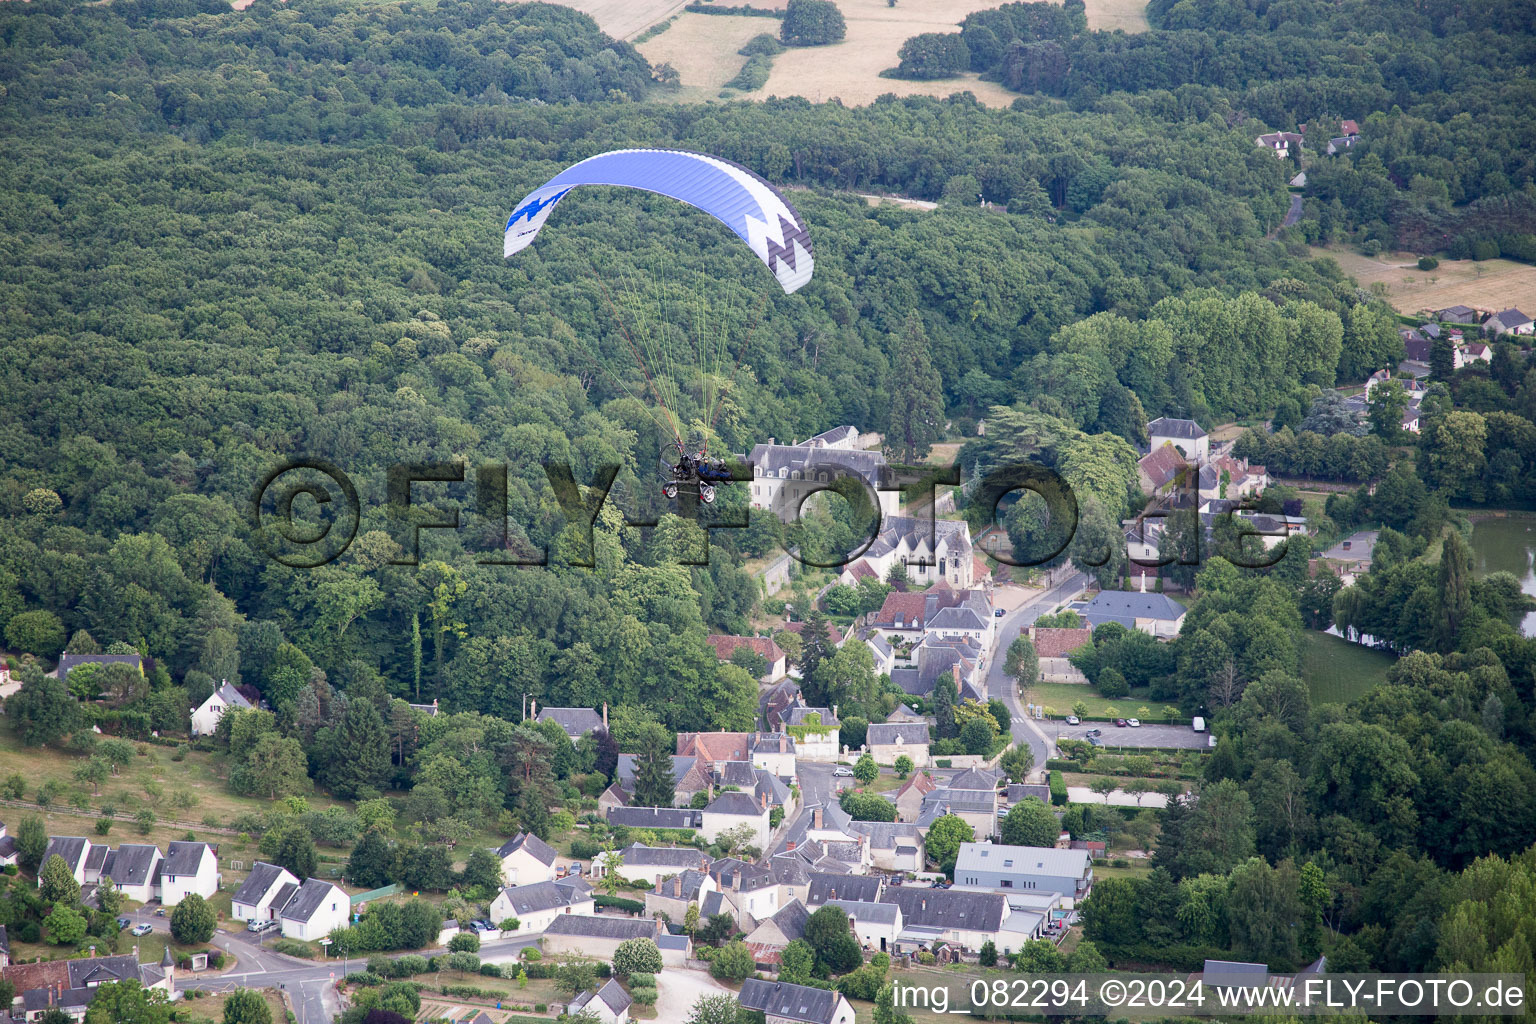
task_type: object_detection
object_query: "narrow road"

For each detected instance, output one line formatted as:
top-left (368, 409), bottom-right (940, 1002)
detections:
top-left (985, 570), bottom-right (1088, 779)
top-left (1268, 193), bottom-right (1303, 238)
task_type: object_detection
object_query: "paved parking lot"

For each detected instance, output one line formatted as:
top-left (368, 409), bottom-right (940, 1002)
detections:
top-left (1052, 722), bottom-right (1211, 750)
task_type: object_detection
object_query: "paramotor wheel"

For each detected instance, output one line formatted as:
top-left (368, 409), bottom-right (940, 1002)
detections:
top-left (699, 483), bottom-right (716, 504)
top-left (660, 442), bottom-right (685, 479)
top-left (662, 482), bottom-right (679, 500)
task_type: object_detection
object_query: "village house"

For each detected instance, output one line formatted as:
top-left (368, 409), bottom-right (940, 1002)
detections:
top-left (893, 772), bottom-right (938, 822)
top-left (614, 753), bottom-right (711, 807)
top-left (644, 867), bottom-right (715, 923)
top-left (1198, 455), bottom-right (1268, 502)
top-left (1076, 590), bottom-right (1187, 638)
top-left (778, 707), bottom-right (840, 762)
top-left (825, 898), bottom-right (903, 952)
top-left (743, 898), bottom-right (810, 967)
top-left (1136, 443), bottom-right (1190, 496)
top-left (1485, 308), bottom-right (1534, 337)
top-left (488, 879), bottom-right (594, 932)
top-left (606, 806), bottom-right (702, 832)
top-left (953, 842), bottom-right (1094, 905)
top-left (749, 731), bottom-right (798, 780)
top-left (541, 915), bottom-right (661, 959)
top-left (0, 822), bottom-right (17, 868)
top-left (1434, 304), bottom-right (1478, 323)
top-left (865, 722), bottom-right (930, 767)
top-left (701, 791), bottom-right (772, 852)
top-left (495, 832), bottom-right (558, 887)
top-left (159, 841), bottom-right (219, 906)
top-left (1254, 131), bottom-right (1303, 158)
top-left (5, 951), bottom-right (173, 1023)
top-left (739, 978), bottom-right (857, 1024)
top-left (231, 861), bottom-right (301, 923)
top-left (706, 858), bottom-right (781, 926)
top-left (98, 844), bottom-right (162, 904)
top-left (1029, 626), bottom-right (1093, 683)
top-left (54, 652), bottom-right (142, 684)
top-left (190, 680), bottom-right (253, 737)
top-left (534, 704), bottom-right (606, 740)
top-left (38, 837), bottom-right (97, 887)
top-left (1147, 417), bottom-right (1210, 462)
top-left (595, 843), bottom-right (710, 886)
top-left (706, 635), bottom-right (788, 681)
top-left (278, 877), bottom-right (350, 942)
top-left (568, 979), bottom-right (632, 1024)
top-left (860, 515), bottom-right (976, 589)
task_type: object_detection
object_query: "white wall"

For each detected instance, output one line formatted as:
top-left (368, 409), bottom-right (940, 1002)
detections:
top-left (500, 849), bottom-right (556, 887)
top-left (160, 848), bottom-right (218, 906)
top-left (701, 811), bottom-right (770, 851)
top-left (281, 885), bottom-right (349, 942)
top-left (488, 895), bottom-right (595, 933)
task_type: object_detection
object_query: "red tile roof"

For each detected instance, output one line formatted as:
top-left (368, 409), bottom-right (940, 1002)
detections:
top-left (1032, 627), bottom-right (1093, 658)
top-left (779, 619), bottom-right (845, 646)
top-left (897, 773), bottom-right (937, 800)
top-left (677, 732), bottom-right (750, 765)
top-left (973, 555), bottom-right (992, 580)
top-left (844, 559), bottom-right (877, 582)
top-left (706, 635), bottom-right (786, 665)
top-left (874, 591), bottom-right (927, 628)
top-left (1138, 443), bottom-right (1188, 490)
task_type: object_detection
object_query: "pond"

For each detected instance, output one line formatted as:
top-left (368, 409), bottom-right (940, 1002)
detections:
top-left (1469, 516), bottom-right (1536, 637)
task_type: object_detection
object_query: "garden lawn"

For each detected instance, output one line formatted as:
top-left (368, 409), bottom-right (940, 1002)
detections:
top-left (1022, 682), bottom-right (1160, 719)
top-left (1301, 630), bottom-right (1393, 704)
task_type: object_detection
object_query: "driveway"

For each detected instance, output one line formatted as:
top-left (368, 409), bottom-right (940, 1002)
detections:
top-left (656, 967), bottom-right (733, 1019)
top-left (1052, 722), bottom-right (1210, 750)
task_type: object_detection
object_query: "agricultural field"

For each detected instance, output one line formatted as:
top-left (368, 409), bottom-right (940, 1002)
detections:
top-left (1083, 0), bottom-right (1150, 31)
top-left (1313, 246), bottom-right (1536, 317)
top-left (1301, 629), bottom-right (1394, 704)
top-left (557, 0), bottom-right (694, 41)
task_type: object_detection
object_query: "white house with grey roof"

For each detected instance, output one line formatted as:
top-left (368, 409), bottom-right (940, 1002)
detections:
top-left (645, 867), bottom-right (716, 922)
top-left (595, 843), bottom-right (709, 886)
top-left (569, 979), bottom-right (632, 1024)
top-left (866, 722), bottom-right (930, 767)
top-left (880, 886), bottom-right (1020, 954)
top-left (98, 844), bottom-right (162, 904)
top-left (38, 837), bottom-right (98, 887)
top-left (279, 878), bottom-right (349, 941)
top-left (749, 428), bottom-right (898, 526)
top-left (488, 879), bottom-right (594, 933)
top-left (953, 842), bottom-right (1093, 904)
top-left (740, 978), bottom-right (856, 1024)
top-left (1077, 590), bottom-right (1187, 638)
top-left (159, 841), bottom-right (219, 906)
top-left (825, 898), bottom-right (903, 952)
top-left (231, 861), bottom-right (300, 924)
top-left (1147, 417), bottom-right (1209, 463)
top-left (190, 681), bottom-right (252, 738)
top-left (541, 915), bottom-right (661, 959)
top-left (496, 831), bottom-right (558, 887)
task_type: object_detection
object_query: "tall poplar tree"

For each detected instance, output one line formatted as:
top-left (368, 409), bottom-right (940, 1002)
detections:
top-left (886, 311), bottom-right (944, 465)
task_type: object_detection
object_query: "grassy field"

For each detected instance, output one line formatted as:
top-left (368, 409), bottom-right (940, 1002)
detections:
top-left (1084, 0), bottom-right (1151, 31)
top-left (1312, 245), bottom-right (1536, 317)
top-left (637, 13), bottom-right (777, 102)
top-left (1020, 681), bottom-right (1160, 718)
top-left (1300, 629), bottom-right (1394, 704)
top-left (182, 988), bottom-right (289, 1023)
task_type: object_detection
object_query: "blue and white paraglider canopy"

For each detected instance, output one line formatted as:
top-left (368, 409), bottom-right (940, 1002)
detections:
top-left (503, 148), bottom-right (814, 294)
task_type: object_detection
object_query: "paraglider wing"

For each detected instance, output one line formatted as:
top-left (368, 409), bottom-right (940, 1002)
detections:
top-left (503, 148), bottom-right (813, 294)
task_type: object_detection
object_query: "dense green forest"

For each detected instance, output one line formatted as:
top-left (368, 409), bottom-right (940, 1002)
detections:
top-left (2, 0), bottom-right (1536, 990)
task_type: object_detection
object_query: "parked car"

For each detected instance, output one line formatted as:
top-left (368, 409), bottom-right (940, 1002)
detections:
top-left (116, 917), bottom-right (131, 930)
top-left (1065, 714), bottom-right (1081, 725)
top-left (1085, 728), bottom-right (1102, 738)
top-left (832, 767), bottom-right (854, 777)
top-left (132, 924), bottom-right (153, 936)
top-left (154, 908), bottom-right (166, 917)
top-left (994, 608), bottom-right (1005, 617)
top-left (1086, 735), bottom-right (1103, 747)
top-left (1127, 718), bottom-right (1141, 727)
top-left (1114, 718), bottom-right (1128, 727)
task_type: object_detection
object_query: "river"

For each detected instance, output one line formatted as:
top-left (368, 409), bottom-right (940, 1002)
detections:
top-left (1469, 516), bottom-right (1536, 637)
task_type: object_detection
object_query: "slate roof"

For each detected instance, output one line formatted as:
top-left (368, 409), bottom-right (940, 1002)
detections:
top-left (716, 760), bottom-right (759, 788)
top-left (1147, 417), bottom-right (1207, 440)
top-left (656, 932), bottom-right (691, 951)
top-left (928, 605), bottom-right (989, 632)
top-left (536, 707), bottom-right (604, 739)
top-left (949, 767), bottom-right (1002, 792)
top-left (709, 857), bottom-right (776, 892)
top-left (1489, 308), bottom-right (1533, 330)
top-left (1032, 627), bottom-right (1093, 658)
top-left (616, 754), bottom-right (701, 788)
top-left (1437, 304), bottom-right (1476, 318)
top-left (494, 881), bottom-right (587, 915)
top-left (41, 836), bottom-right (91, 872)
top-left (618, 844), bottom-right (709, 869)
top-left (1006, 783), bottom-right (1053, 804)
top-left (750, 732), bottom-right (796, 756)
top-left (56, 653), bottom-right (141, 681)
top-left (1080, 590), bottom-right (1186, 628)
top-left (782, 706), bottom-right (839, 730)
top-left (880, 886), bottom-right (1008, 932)
top-left (1202, 959), bottom-right (1271, 988)
top-left (163, 841), bottom-right (213, 877)
top-left (867, 722), bottom-right (929, 746)
top-left (269, 881), bottom-right (300, 914)
top-left (806, 872), bottom-right (883, 905)
top-left (67, 955), bottom-right (143, 989)
top-left (825, 898), bottom-right (900, 925)
top-left (280, 877), bottom-right (342, 923)
top-left (496, 831), bottom-right (558, 865)
top-left (102, 844), bottom-right (160, 886)
top-left (571, 978), bottom-right (633, 1017)
top-left (865, 515), bottom-right (972, 560)
top-left (755, 770), bottom-right (792, 807)
top-left (209, 681), bottom-right (252, 712)
top-left (232, 861), bottom-right (290, 906)
top-left (651, 868), bottom-right (711, 902)
top-left (608, 807), bottom-right (702, 830)
top-left (739, 978), bottom-right (847, 1024)
top-left (84, 844), bottom-right (108, 875)
top-left (749, 440), bottom-right (892, 488)
top-left (543, 915), bottom-right (658, 940)
top-left (762, 898), bottom-right (810, 942)
top-left (0, 835), bottom-right (14, 861)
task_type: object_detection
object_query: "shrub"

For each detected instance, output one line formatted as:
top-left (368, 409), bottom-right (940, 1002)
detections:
top-left (724, 54), bottom-right (773, 92)
top-left (95, 818), bottom-right (112, 835)
top-left (1049, 771), bottom-right (1068, 806)
top-left (522, 948), bottom-right (542, 962)
top-left (738, 32), bottom-right (784, 55)
top-left (1418, 255), bottom-right (1439, 270)
top-left (447, 932), bottom-right (480, 953)
top-left (272, 939), bottom-right (313, 958)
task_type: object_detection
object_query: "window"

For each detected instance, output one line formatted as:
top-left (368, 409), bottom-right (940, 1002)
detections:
top-left (1001, 880), bottom-right (1012, 888)
top-left (939, 559), bottom-right (946, 575)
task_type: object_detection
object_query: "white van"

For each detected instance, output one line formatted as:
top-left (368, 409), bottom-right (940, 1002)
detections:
top-left (1192, 716), bottom-right (1206, 732)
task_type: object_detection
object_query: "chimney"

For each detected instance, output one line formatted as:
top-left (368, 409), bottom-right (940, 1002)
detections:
top-left (921, 898), bottom-right (927, 912)
top-left (786, 841), bottom-right (796, 852)
top-left (813, 808), bottom-right (823, 829)
top-left (602, 703), bottom-right (608, 730)
top-left (832, 704), bottom-right (839, 720)
top-left (529, 699), bottom-right (537, 718)
top-left (760, 791), bottom-right (768, 811)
